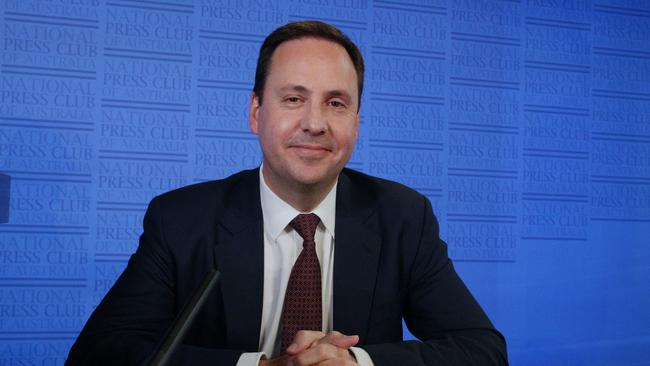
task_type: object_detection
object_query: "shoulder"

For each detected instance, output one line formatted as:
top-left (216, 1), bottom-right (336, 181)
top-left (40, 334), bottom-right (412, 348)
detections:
top-left (147, 168), bottom-right (259, 221)
top-left (339, 169), bottom-right (442, 259)
top-left (341, 168), bottom-right (427, 204)
top-left (156, 169), bottom-right (256, 202)
top-left (339, 168), bottom-right (432, 220)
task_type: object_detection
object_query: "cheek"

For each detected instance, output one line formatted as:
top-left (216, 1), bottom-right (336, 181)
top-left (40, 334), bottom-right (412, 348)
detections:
top-left (260, 123), bottom-right (289, 151)
top-left (335, 126), bottom-right (358, 147)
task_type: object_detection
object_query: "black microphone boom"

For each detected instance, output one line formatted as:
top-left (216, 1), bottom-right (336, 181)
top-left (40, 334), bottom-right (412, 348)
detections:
top-left (147, 268), bottom-right (221, 366)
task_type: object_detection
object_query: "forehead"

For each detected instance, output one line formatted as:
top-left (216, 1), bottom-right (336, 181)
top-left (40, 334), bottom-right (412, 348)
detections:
top-left (266, 37), bottom-right (358, 92)
top-left (272, 37), bottom-right (351, 64)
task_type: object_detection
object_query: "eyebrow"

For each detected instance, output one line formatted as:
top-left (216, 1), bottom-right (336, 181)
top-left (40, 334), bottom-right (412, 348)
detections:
top-left (278, 84), bottom-right (311, 95)
top-left (326, 90), bottom-right (352, 101)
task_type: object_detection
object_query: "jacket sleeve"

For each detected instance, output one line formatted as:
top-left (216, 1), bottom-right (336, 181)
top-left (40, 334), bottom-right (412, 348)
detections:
top-left (65, 196), bottom-right (243, 366)
top-left (361, 196), bottom-right (508, 365)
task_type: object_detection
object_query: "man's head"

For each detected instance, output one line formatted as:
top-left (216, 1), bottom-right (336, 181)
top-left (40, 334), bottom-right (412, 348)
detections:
top-left (249, 21), bottom-right (364, 207)
top-left (253, 21), bottom-right (365, 109)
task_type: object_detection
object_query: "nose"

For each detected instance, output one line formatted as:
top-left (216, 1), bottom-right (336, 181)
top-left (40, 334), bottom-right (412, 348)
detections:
top-left (300, 103), bottom-right (327, 135)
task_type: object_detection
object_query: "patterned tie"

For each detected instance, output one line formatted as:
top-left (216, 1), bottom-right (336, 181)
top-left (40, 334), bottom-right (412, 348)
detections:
top-left (280, 213), bottom-right (322, 353)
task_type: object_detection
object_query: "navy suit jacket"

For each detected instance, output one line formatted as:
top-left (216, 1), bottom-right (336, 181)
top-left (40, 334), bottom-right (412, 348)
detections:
top-left (66, 168), bottom-right (507, 365)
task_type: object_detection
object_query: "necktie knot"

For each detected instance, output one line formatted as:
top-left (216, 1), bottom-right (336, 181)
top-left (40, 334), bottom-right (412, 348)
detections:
top-left (290, 213), bottom-right (320, 244)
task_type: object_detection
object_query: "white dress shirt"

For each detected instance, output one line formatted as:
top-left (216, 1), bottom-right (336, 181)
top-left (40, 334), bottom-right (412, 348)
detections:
top-left (236, 168), bottom-right (373, 365)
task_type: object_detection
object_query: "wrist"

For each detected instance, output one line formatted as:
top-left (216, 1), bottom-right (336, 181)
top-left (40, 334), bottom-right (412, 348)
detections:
top-left (348, 348), bottom-right (357, 361)
top-left (258, 355), bottom-right (288, 366)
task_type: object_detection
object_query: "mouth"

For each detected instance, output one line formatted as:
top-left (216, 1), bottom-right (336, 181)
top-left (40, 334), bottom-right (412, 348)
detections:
top-left (290, 144), bottom-right (331, 158)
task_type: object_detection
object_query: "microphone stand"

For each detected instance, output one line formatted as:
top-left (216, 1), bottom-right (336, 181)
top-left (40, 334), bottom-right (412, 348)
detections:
top-left (147, 268), bottom-right (221, 366)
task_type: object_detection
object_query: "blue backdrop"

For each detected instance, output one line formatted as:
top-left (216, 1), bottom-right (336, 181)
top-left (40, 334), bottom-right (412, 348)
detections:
top-left (1, 0), bottom-right (649, 365)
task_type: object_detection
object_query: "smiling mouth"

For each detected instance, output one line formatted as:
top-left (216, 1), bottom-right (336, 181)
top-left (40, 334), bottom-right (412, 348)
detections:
top-left (290, 144), bottom-right (331, 158)
top-left (292, 144), bottom-right (330, 151)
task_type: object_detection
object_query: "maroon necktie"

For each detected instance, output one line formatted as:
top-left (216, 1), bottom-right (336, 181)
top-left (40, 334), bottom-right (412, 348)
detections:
top-left (280, 213), bottom-right (322, 353)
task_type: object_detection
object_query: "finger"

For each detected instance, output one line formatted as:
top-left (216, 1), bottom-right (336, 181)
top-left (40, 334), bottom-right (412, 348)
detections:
top-left (316, 359), bottom-right (358, 366)
top-left (288, 331), bottom-right (359, 356)
top-left (286, 330), bottom-right (326, 355)
top-left (289, 343), bottom-right (351, 366)
top-left (318, 332), bottom-right (359, 349)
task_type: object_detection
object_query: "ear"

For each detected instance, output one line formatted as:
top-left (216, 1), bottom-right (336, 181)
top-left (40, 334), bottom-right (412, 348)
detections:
top-left (353, 107), bottom-right (361, 140)
top-left (249, 92), bottom-right (260, 134)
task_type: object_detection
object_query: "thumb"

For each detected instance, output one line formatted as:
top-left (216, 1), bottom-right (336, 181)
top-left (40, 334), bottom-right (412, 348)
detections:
top-left (328, 333), bottom-right (359, 349)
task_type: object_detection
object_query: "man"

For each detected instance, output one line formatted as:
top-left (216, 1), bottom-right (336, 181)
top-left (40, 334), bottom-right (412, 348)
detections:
top-left (66, 21), bottom-right (507, 365)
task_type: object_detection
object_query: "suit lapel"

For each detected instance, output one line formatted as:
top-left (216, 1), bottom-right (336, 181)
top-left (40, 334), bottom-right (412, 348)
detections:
top-left (213, 170), bottom-right (264, 351)
top-left (210, 169), bottom-right (382, 349)
top-left (333, 171), bottom-right (381, 343)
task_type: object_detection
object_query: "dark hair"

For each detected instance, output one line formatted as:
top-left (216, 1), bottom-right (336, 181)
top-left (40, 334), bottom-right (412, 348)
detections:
top-left (253, 21), bottom-right (365, 108)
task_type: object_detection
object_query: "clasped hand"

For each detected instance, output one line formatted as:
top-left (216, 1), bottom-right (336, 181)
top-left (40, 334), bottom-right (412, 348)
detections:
top-left (260, 330), bottom-right (359, 366)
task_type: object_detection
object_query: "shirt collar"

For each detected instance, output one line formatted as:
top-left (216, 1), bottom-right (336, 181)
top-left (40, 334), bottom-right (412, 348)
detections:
top-left (259, 165), bottom-right (337, 242)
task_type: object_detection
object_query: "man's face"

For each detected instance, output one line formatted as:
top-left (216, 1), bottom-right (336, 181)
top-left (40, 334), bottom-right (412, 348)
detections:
top-left (249, 37), bottom-right (360, 193)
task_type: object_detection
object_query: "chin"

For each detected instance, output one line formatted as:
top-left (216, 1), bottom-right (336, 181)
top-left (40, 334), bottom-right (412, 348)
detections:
top-left (292, 173), bottom-right (329, 187)
top-left (290, 166), bottom-right (336, 187)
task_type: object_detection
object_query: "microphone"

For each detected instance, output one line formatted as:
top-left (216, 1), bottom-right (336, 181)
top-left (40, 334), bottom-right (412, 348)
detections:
top-left (147, 268), bottom-right (221, 366)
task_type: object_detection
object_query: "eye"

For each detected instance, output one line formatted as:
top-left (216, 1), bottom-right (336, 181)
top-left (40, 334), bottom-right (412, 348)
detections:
top-left (328, 100), bottom-right (346, 108)
top-left (284, 96), bottom-right (302, 103)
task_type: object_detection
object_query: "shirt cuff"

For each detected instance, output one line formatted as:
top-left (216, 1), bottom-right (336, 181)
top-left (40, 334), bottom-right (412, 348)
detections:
top-left (236, 352), bottom-right (266, 366)
top-left (349, 346), bottom-right (374, 366)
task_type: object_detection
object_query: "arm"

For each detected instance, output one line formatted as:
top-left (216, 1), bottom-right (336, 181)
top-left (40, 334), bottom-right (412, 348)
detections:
top-left (361, 196), bottom-right (508, 366)
top-left (66, 196), bottom-right (244, 366)
top-left (262, 196), bottom-right (506, 366)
